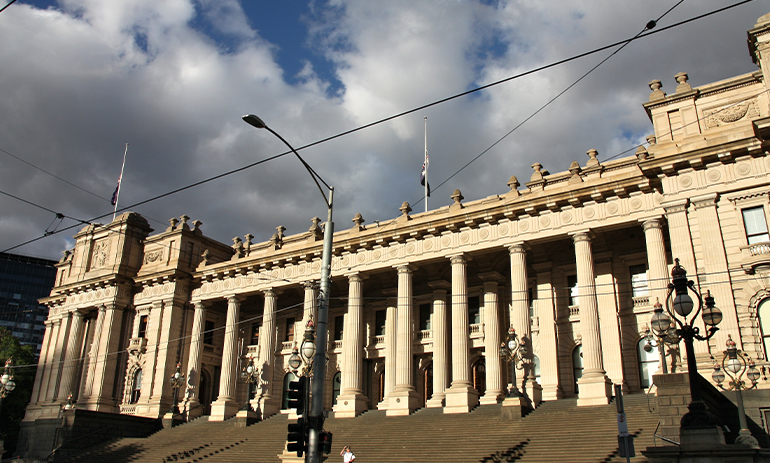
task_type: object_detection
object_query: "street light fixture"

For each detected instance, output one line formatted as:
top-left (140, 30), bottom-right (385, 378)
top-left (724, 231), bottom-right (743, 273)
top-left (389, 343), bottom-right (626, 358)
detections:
top-left (242, 115), bottom-right (334, 463)
top-left (240, 357), bottom-right (262, 411)
top-left (169, 362), bottom-right (185, 415)
top-left (650, 259), bottom-right (722, 430)
top-left (711, 334), bottom-right (761, 448)
top-left (643, 299), bottom-right (680, 375)
top-left (0, 357), bottom-right (16, 415)
top-left (499, 326), bottom-right (527, 398)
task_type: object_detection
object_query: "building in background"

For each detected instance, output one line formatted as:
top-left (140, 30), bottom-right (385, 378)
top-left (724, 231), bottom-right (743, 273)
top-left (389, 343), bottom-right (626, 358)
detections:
top-left (15, 10), bottom-right (770, 459)
top-left (0, 252), bottom-right (57, 358)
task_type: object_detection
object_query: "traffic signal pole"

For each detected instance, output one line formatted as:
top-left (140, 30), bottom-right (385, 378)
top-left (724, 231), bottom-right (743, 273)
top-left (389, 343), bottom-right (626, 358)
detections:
top-left (307, 187), bottom-right (334, 463)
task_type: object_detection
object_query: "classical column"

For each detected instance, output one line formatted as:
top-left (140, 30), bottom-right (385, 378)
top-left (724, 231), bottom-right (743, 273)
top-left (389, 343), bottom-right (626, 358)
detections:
top-left (387, 265), bottom-right (419, 416)
top-left (39, 319), bottom-right (62, 406)
top-left (480, 279), bottom-right (504, 404)
top-left (81, 307), bottom-right (105, 403)
top-left (642, 218), bottom-right (669, 306)
top-left (378, 299), bottom-right (397, 410)
top-left (426, 284), bottom-right (449, 408)
top-left (256, 289), bottom-right (279, 418)
top-left (691, 194), bottom-right (739, 351)
top-left (301, 280), bottom-right (318, 330)
top-left (509, 243), bottom-right (537, 400)
top-left (45, 317), bottom-right (70, 403)
top-left (150, 299), bottom-right (186, 417)
top-left (184, 301), bottom-right (206, 419)
top-left (210, 295), bottom-right (241, 421)
top-left (572, 231), bottom-right (611, 406)
top-left (335, 273), bottom-right (367, 417)
top-left (533, 263), bottom-right (562, 400)
top-left (444, 254), bottom-right (479, 414)
top-left (57, 310), bottom-right (85, 401)
top-left (29, 320), bottom-right (54, 406)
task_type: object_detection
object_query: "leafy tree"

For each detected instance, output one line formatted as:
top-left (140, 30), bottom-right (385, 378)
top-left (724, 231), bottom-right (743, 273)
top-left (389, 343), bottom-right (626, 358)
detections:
top-left (0, 327), bottom-right (36, 458)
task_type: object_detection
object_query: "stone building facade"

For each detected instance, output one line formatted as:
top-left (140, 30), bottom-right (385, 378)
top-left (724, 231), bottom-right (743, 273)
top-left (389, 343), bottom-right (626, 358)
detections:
top-left (21, 12), bottom-right (770, 432)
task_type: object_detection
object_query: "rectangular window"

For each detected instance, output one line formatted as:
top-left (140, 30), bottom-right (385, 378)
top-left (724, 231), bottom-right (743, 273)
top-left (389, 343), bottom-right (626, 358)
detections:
top-left (743, 206), bottom-right (770, 244)
top-left (528, 287), bottom-right (536, 318)
top-left (630, 264), bottom-right (649, 297)
top-left (203, 320), bottom-right (215, 345)
top-left (334, 315), bottom-right (345, 341)
top-left (375, 310), bottom-right (386, 336)
top-left (568, 275), bottom-right (579, 306)
top-left (137, 315), bottom-right (148, 339)
top-left (468, 296), bottom-right (480, 325)
top-left (250, 323), bottom-right (260, 346)
top-left (285, 317), bottom-right (295, 343)
top-left (419, 303), bottom-right (431, 331)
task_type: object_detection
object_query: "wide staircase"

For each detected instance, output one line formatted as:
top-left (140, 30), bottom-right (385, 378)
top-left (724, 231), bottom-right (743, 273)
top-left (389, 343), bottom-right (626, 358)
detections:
top-left (59, 394), bottom-right (662, 463)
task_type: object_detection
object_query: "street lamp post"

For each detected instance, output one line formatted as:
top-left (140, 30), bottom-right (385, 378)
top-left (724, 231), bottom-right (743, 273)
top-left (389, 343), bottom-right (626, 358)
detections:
top-left (711, 334), bottom-right (762, 448)
top-left (240, 357), bottom-right (262, 411)
top-left (650, 259), bottom-right (723, 431)
top-left (644, 299), bottom-right (680, 375)
top-left (499, 326), bottom-right (527, 398)
top-left (169, 362), bottom-right (185, 416)
top-left (0, 357), bottom-right (16, 416)
top-left (243, 115), bottom-right (333, 463)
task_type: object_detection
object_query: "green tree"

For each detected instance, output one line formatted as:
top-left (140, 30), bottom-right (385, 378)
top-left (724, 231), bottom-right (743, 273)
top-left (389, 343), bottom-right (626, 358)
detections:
top-left (0, 327), bottom-right (36, 458)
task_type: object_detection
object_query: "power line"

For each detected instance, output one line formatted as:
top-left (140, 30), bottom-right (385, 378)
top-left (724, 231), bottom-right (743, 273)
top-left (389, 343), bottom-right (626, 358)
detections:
top-left (0, 0), bottom-right (755, 254)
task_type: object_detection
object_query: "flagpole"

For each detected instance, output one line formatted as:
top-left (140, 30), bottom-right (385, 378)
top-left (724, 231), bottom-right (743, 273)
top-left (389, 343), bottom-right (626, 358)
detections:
top-left (424, 116), bottom-right (428, 213)
top-left (112, 143), bottom-right (128, 222)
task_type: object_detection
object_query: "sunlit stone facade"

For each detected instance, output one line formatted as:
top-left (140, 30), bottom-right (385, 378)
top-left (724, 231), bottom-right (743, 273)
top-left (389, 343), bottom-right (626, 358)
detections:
top-left (23, 13), bottom-right (770, 427)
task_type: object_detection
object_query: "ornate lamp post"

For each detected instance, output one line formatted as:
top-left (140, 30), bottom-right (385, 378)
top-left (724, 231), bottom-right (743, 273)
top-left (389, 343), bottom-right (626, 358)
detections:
top-left (499, 326), bottom-right (527, 397)
top-left (711, 335), bottom-right (762, 448)
top-left (289, 319), bottom-right (318, 378)
top-left (240, 357), bottom-right (262, 411)
top-left (644, 299), bottom-right (680, 375)
top-left (169, 362), bottom-right (185, 415)
top-left (650, 259), bottom-right (722, 430)
top-left (0, 357), bottom-right (16, 415)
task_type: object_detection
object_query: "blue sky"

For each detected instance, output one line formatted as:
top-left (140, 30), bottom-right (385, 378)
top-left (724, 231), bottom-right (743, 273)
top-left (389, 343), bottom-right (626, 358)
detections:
top-left (1, 0), bottom-right (768, 259)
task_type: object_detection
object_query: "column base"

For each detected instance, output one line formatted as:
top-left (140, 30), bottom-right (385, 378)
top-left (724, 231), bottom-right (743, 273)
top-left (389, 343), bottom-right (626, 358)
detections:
top-left (333, 391), bottom-right (368, 418)
top-left (541, 384), bottom-right (564, 401)
top-left (479, 391), bottom-right (504, 405)
top-left (443, 384), bottom-right (479, 414)
top-left (377, 396), bottom-right (389, 410)
top-left (386, 388), bottom-right (420, 416)
top-left (576, 373), bottom-right (612, 407)
top-left (209, 397), bottom-right (239, 421)
top-left (256, 393), bottom-right (280, 420)
top-left (426, 393), bottom-right (446, 408)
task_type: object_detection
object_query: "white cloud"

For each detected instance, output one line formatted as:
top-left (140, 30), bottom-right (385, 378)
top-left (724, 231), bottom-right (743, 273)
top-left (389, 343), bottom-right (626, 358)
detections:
top-left (0, 0), bottom-right (768, 259)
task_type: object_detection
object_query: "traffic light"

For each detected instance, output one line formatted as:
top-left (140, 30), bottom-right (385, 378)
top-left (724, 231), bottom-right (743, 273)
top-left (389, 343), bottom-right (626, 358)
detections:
top-left (287, 376), bottom-right (307, 415)
top-left (287, 417), bottom-right (307, 457)
top-left (318, 430), bottom-right (333, 455)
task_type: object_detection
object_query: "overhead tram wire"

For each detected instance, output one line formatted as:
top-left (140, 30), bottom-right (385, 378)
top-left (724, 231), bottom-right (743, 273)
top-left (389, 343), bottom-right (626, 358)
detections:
top-left (411, 0), bottom-right (686, 207)
top-left (1, 0), bottom-right (754, 254)
top-left (0, 0), bottom-right (17, 14)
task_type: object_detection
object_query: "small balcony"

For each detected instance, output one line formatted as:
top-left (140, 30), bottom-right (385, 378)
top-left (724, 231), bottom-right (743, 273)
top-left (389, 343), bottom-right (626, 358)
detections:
top-left (740, 241), bottom-right (770, 273)
top-left (127, 337), bottom-right (147, 354)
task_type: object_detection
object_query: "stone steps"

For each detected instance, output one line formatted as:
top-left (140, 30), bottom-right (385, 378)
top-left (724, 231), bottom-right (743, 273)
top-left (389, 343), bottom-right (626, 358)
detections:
top-left (57, 393), bottom-right (661, 463)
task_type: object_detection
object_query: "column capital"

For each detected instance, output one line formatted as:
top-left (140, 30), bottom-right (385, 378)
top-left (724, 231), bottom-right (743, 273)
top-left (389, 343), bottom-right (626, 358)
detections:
top-left (661, 198), bottom-right (689, 214)
top-left (193, 300), bottom-right (208, 310)
top-left (395, 264), bottom-right (415, 274)
top-left (261, 288), bottom-right (278, 298)
top-left (448, 253), bottom-right (468, 266)
top-left (640, 216), bottom-right (666, 231)
top-left (345, 271), bottom-right (367, 282)
top-left (570, 230), bottom-right (593, 243)
top-left (691, 193), bottom-right (719, 209)
top-left (226, 294), bottom-right (244, 304)
top-left (301, 280), bottom-right (318, 290)
top-left (507, 242), bottom-right (528, 254)
top-left (70, 309), bottom-right (85, 319)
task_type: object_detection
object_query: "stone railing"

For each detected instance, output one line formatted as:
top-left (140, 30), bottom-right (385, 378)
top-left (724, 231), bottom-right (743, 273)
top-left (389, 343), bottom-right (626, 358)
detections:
top-left (119, 404), bottom-right (137, 415)
top-left (417, 329), bottom-right (431, 341)
top-left (333, 340), bottom-right (343, 350)
top-left (375, 335), bottom-right (385, 345)
top-left (632, 295), bottom-right (650, 308)
top-left (281, 341), bottom-right (294, 352)
top-left (128, 337), bottom-right (148, 354)
top-left (568, 305), bottom-right (580, 320)
top-left (469, 323), bottom-right (484, 338)
top-left (246, 344), bottom-right (260, 359)
top-left (740, 241), bottom-right (770, 273)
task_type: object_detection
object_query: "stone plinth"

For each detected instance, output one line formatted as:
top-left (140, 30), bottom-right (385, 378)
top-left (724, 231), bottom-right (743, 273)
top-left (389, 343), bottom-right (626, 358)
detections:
top-left (443, 385), bottom-right (480, 414)
top-left (234, 407), bottom-right (259, 427)
top-left (162, 409), bottom-right (185, 429)
top-left (333, 393), bottom-right (368, 418)
top-left (501, 396), bottom-right (531, 420)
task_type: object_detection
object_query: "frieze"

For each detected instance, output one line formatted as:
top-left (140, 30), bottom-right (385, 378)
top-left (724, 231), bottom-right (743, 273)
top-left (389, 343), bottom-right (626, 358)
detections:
top-left (703, 98), bottom-right (759, 128)
top-left (143, 249), bottom-right (164, 264)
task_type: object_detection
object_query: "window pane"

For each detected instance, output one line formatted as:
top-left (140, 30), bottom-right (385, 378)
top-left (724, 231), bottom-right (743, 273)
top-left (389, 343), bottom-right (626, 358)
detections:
top-left (743, 207), bottom-right (769, 244)
top-left (630, 264), bottom-right (649, 297)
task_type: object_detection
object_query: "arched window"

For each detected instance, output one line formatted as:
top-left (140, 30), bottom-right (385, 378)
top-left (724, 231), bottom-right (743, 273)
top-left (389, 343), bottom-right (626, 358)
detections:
top-left (281, 372), bottom-right (299, 410)
top-left (130, 369), bottom-right (142, 404)
top-left (637, 338), bottom-right (660, 389)
top-left (572, 345), bottom-right (583, 394)
top-left (332, 372), bottom-right (342, 405)
top-left (759, 299), bottom-right (770, 360)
